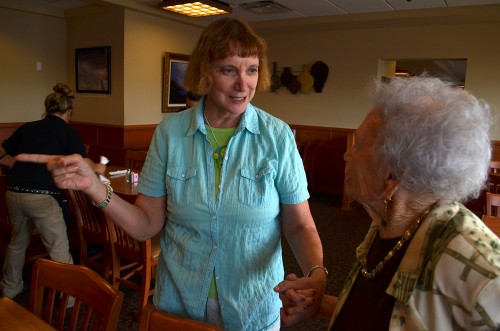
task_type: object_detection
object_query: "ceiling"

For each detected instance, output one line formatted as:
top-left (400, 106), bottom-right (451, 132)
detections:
top-left (7, 0), bottom-right (497, 83)
top-left (11, 0), bottom-right (500, 23)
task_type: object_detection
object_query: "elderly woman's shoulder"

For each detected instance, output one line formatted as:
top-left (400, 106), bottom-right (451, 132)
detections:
top-left (444, 204), bottom-right (500, 271)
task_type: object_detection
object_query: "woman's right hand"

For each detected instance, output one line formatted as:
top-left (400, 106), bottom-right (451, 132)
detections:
top-left (16, 153), bottom-right (105, 192)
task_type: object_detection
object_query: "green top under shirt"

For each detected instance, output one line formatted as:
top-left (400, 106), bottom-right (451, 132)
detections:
top-left (205, 125), bottom-right (236, 299)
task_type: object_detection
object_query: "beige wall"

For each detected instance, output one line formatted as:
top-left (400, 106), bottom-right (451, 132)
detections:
top-left (123, 10), bottom-right (201, 125)
top-left (251, 5), bottom-right (500, 138)
top-left (0, 7), bottom-right (66, 122)
top-left (0, 4), bottom-right (202, 127)
top-left (67, 6), bottom-right (125, 125)
top-left (1, 4), bottom-right (500, 138)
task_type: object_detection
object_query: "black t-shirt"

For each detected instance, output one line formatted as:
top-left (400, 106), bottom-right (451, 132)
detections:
top-left (2, 115), bottom-right (85, 192)
top-left (331, 233), bottom-right (410, 331)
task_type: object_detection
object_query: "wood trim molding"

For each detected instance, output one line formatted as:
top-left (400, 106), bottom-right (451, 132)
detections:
top-left (71, 122), bottom-right (156, 150)
top-left (3, 121), bottom-right (500, 206)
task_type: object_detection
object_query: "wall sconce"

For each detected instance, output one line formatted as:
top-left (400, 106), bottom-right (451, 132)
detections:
top-left (159, 0), bottom-right (232, 17)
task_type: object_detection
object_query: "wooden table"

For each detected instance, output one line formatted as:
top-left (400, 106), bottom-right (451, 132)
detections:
top-left (0, 297), bottom-right (56, 330)
top-left (105, 165), bottom-right (139, 202)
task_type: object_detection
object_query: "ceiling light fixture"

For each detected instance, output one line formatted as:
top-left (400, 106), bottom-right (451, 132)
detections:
top-left (159, 0), bottom-right (232, 17)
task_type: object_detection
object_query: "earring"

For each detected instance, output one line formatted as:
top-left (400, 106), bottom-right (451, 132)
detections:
top-left (383, 197), bottom-right (391, 226)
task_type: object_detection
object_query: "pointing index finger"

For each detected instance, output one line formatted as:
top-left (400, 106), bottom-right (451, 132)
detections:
top-left (16, 153), bottom-right (63, 164)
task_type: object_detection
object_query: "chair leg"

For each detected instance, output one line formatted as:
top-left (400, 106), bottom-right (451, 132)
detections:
top-left (140, 263), bottom-right (152, 310)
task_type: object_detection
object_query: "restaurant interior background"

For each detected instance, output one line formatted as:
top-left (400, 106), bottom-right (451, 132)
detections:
top-left (1, 0), bottom-right (500, 200)
top-left (0, 3), bottom-right (499, 330)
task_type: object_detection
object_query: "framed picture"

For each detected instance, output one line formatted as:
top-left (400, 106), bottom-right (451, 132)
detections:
top-left (163, 52), bottom-right (190, 112)
top-left (75, 46), bottom-right (111, 94)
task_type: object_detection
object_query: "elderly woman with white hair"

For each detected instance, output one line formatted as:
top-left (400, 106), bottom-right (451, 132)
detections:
top-left (275, 75), bottom-right (500, 330)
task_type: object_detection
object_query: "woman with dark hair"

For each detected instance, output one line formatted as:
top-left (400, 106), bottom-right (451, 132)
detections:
top-left (0, 83), bottom-right (85, 298)
top-left (18, 19), bottom-right (326, 330)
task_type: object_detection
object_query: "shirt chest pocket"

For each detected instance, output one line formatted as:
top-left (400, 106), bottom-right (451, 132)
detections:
top-left (166, 167), bottom-right (197, 207)
top-left (239, 167), bottom-right (274, 207)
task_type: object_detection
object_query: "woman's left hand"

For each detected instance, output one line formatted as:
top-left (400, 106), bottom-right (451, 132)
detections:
top-left (274, 272), bottom-right (325, 326)
top-left (15, 153), bottom-right (105, 192)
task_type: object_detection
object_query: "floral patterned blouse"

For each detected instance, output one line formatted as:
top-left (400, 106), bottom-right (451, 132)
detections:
top-left (329, 201), bottom-right (500, 330)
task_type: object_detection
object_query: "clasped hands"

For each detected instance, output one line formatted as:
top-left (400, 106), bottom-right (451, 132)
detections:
top-left (274, 271), bottom-right (327, 327)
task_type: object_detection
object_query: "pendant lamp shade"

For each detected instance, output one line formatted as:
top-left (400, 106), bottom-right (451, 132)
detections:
top-left (159, 0), bottom-right (232, 17)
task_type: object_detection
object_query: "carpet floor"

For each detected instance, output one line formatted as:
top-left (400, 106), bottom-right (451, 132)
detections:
top-left (6, 192), bottom-right (371, 330)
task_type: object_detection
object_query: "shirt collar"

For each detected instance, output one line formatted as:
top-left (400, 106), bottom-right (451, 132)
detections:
top-left (186, 96), bottom-right (260, 137)
top-left (385, 201), bottom-right (461, 303)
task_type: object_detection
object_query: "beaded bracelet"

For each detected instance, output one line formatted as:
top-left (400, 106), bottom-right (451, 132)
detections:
top-left (92, 182), bottom-right (113, 209)
top-left (307, 265), bottom-right (328, 278)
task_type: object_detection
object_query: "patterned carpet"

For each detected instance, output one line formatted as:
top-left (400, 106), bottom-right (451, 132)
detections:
top-left (8, 192), bottom-right (371, 330)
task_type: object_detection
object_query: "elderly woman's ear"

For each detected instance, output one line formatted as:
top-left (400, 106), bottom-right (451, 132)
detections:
top-left (384, 173), bottom-right (400, 200)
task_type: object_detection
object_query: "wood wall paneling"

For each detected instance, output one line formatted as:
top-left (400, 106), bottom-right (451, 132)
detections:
top-left (0, 123), bottom-right (23, 170)
top-left (72, 122), bottom-right (155, 166)
top-left (290, 124), bottom-right (354, 209)
top-left (124, 125), bottom-right (156, 150)
top-left (3, 122), bottom-right (500, 205)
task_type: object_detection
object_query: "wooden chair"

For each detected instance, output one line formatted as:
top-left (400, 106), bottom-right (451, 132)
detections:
top-left (107, 217), bottom-right (161, 312)
top-left (140, 304), bottom-right (224, 331)
top-left (466, 160), bottom-right (500, 217)
top-left (485, 192), bottom-right (500, 217)
top-left (84, 144), bottom-right (90, 156)
top-left (125, 150), bottom-right (147, 172)
top-left (489, 160), bottom-right (500, 173)
top-left (309, 139), bottom-right (347, 195)
top-left (67, 190), bottom-right (113, 280)
top-left (488, 160), bottom-right (500, 193)
top-left (29, 258), bottom-right (124, 331)
top-left (482, 215), bottom-right (500, 237)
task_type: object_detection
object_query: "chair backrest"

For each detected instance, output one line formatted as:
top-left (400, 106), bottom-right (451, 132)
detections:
top-left (489, 160), bottom-right (500, 193)
top-left (486, 192), bottom-right (500, 217)
top-left (125, 150), bottom-right (147, 172)
top-left (139, 304), bottom-right (224, 331)
top-left (490, 160), bottom-right (500, 174)
top-left (106, 217), bottom-right (161, 311)
top-left (67, 190), bottom-right (113, 279)
top-left (29, 258), bottom-right (124, 331)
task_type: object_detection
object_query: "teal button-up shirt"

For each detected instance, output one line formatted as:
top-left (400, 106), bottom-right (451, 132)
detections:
top-left (138, 99), bottom-right (309, 330)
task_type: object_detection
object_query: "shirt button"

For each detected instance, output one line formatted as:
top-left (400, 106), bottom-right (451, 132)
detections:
top-left (255, 174), bottom-right (259, 179)
top-left (212, 215), bottom-right (216, 220)
top-left (214, 245), bottom-right (218, 250)
top-left (218, 184), bottom-right (222, 189)
top-left (224, 156), bottom-right (228, 161)
top-left (181, 173), bottom-right (185, 178)
top-left (215, 276), bottom-right (220, 280)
